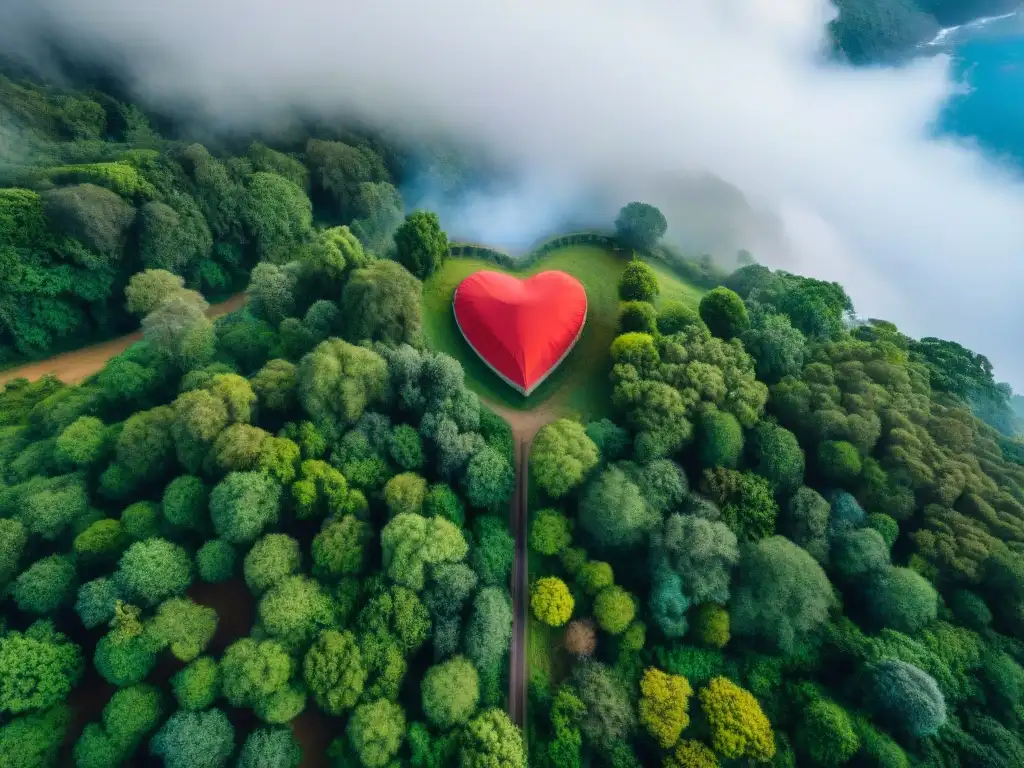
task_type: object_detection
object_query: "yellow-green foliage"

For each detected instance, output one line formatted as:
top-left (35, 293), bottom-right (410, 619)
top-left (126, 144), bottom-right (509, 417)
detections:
top-left (531, 577), bottom-right (574, 627)
top-left (699, 676), bottom-right (775, 762)
top-left (695, 604), bottom-right (730, 648)
top-left (664, 740), bottom-right (719, 768)
top-left (0, 188), bottom-right (47, 245)
top-left (34, 162), bottom-right (156, 200)
top-left (638, 667), bottom-right (693, 748)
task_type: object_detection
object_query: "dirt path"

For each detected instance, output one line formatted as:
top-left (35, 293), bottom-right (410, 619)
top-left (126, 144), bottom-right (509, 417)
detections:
top-left (0, 293), bottom-right (247, 387)
top-left (484, 398), bottom-right (554, 736)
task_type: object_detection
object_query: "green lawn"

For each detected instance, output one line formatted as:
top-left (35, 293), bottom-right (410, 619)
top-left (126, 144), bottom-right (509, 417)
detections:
top-left (423, 244), bottom-right (705, 420)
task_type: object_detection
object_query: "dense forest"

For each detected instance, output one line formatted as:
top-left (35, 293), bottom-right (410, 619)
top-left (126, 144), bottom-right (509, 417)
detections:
top-left (522, 233), bottom-right (1024, 767)
top-left (4, 37), bottom-right (1024, 768)
top-left (0, 68), bottom-right (412, 367)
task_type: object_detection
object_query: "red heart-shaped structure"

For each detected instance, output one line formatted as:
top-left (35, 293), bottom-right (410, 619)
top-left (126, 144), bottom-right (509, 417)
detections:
top-left (453, 270), bottom-right (587, 395)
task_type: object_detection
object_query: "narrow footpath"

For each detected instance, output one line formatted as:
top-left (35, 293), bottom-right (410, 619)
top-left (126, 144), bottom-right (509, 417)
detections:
top-left (0, 293), bottom-right (247, 387)
top-left (484, 400), bottom-right (553, 733)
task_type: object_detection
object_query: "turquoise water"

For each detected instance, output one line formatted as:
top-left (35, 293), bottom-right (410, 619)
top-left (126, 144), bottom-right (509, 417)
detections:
top-left (930, 10), bottom-right (1024, 168)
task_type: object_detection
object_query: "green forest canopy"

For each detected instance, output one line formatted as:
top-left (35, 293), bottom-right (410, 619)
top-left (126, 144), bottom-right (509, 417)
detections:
top-left (3, 57), bottom-right (1024, 768)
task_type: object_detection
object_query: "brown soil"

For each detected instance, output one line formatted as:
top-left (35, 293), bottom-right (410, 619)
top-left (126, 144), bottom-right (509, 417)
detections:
top-left (0, 293), bottom-right (247, 387)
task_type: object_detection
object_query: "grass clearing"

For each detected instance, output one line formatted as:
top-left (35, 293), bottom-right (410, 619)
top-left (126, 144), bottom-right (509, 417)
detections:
top-left (423, 244), bottom-right (705, 420)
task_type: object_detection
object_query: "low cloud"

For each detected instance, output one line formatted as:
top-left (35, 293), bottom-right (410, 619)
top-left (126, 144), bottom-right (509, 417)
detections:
top-left (4, 0), bottom-right (1024, 383)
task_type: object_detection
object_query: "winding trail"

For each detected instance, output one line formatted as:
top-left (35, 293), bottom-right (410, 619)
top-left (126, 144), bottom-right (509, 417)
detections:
top-left (0, 293), bottom-right (247, 387)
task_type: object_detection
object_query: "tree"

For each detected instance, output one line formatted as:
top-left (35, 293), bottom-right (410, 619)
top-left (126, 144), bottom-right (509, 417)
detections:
top-left (532, 577), bottom-right (575, 627)
top-left (564, 619), bottom-right (597, 658)
top-left (618, 301), bottom-right (658, 334)
top-left (530, 509), bottom-right (573, 556)
top-left (237, 727), bottom-right (302, 768)
top-left (137, 200), bottom-right (211, 272)
top-left (780, 487), bottom-right (830, 564)
top-left (219, 638), bottom-right (292, 713)
top-left (694, 604), bottom-right (730, 648)
top-left (696, 407), bottom-right (743, 469)
top-left (298, 339), bottom-right (388, 438)
top-left (42, 183), bottom-right (134, 254)
top-left (578, 466), bottom-right (658, 549)
top-left (303, 630), bottom-right (366, 716)
top-left (531, 419), bottom-right (600, 499)
top-left (664, 740), bottom-right (718, 768)
top-left (730, 536), bottom-right (834, 655)
top-left (0, 518), bottom-right (26, 590)
top-left (342, 260), bottom-right (423, 346)
top-left (240, 172), bottom-right (313, 263)
top-left (142, 291), bottom-right (215, 370)
top-left (618, 259), bottom-right (660, 302)
top-left (463, 446), bottom-right (514, 511)
top-left (74, 723), bottom-right (120, 768)
top-left (572, 661), bottom-right (635, 750)
top-left (117, 538), bottom-right (192, 607)
top-left (55, 416), bottom-right (109, 468)
top-left (252, 359), bottom-right (298, 414)
top-left (864, 567), bottom-right (937, 633)
top-left (465, 587), bottom-right (513, 671)
top-left (124, 269), bottom-right (186, 316)
top-left (649, 568), bottom-right (690, 638)
top-left (651, 514), bottom-right (739, 605)
top-left (162, 475), bottom-right (208, 532)
top-left (748, 422), bottom-right (804, 495)
top-left (615, 202), bottom-right (668, 252)
top-left (382, 513), bottom-right (468, 591)
top-left (248, 263), bottom-right (297, 326)
top-left (358, 584), bottom-right (431, 655)
top-left (292, 459), bottom-right (364, 520)
top-left (93, 633), bottom-right (156, 687)
top-left (863, 660), bottom-right (946, 738)
top-left (149, 708), bottom-right (235, 768)
top-left (13, 555), bottom-right (78, 614)
top-left (470, 516), bottom-right (514, 586)
top-left (348, 698), bottom-right (406, 768)
top-left (657, 301), bottom-right (701, 336)
top-left (422, 655), bottom-right (479, 729)
top-left (0, 702), bottom-right (70, 768)
top-left (120, 501), bottom-right (160, 541)
top-left (585, 418), bottom-right (630, 462)
top-left (698, 677), bottom-right (775, 762)
top-left (578, 561), bottom-right (614, 596)
top-left (595, 586), bottom-right (636, 635)
top-left (459, 708), bottom-right (526, 768)
top-left (145, 597), bottom-right (217, 663)
top-left (797, 698), bottom-right (860, 767)
top-left (101, 683), bottom-right (163, 751)
top-left (740, 310), bottom-right (806, 384)
top-left (394, 210), bottom-right (448, 279)
top-left (0, 621), bottom-right (83, 715)
top-left (384, 472), bottom-right (428, 517)
top-left (258, 575), bottom-right (334, 650)
top-left (209, 472), bottom-right (282, 544)
top-left (831, 528), bottom-right (890, 581)
top-left (700, 469), bottom-right (778, 542)
top-left (171, 657), bottom-right (219, 710)
top-left (638, 668), bottom-right (693, 748)
top-left (816, 440), bottom-right (862, 486)
top-left (313, 515), bottom-right (370, 581)
top-left (699, 287), bottom-right (749, 340)
top-left (196, 540), bottom-right (236, 583)
top-left (76, 577), bottom-right (122, 629)
top-left (244, 534), bottom-right (301, 595)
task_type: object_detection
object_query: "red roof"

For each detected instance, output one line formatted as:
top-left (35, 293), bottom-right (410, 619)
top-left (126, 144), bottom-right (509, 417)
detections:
top-left (453, 270), bottom-right (587, 395)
